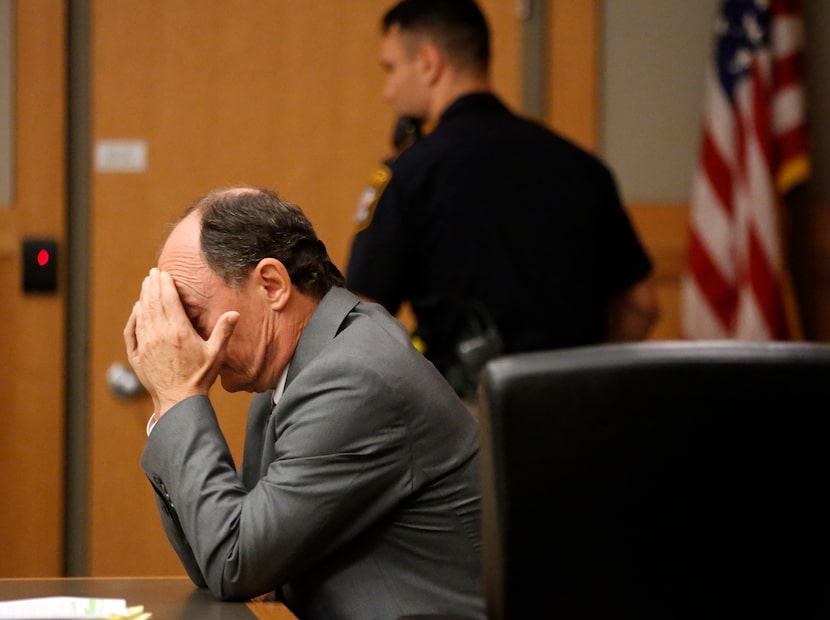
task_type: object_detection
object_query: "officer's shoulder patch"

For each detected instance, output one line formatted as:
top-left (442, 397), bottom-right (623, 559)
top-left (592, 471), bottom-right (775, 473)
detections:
top-left (353, 163), bottom-right (392, 232)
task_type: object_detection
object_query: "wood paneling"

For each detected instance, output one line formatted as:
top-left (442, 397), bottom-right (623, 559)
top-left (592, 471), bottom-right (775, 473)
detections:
top-left (629, 204), bottom-right (688, 341)
top-left (85, 0), bottom-right (523, 576)
top-left (547, 0), bottom-right (599, 151)
top-left (0, 0), bottom-right (66, 576)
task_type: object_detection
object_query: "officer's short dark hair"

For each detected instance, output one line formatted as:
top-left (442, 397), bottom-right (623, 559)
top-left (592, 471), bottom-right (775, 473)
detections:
top-left (382, 0), bottom-right (490, 74)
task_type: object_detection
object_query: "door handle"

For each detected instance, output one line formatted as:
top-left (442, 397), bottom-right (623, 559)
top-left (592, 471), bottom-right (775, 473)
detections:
top-left (107, 362), bottom-right (146, 398)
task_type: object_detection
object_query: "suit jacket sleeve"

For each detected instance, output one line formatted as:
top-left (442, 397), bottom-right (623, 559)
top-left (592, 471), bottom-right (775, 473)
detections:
top-left (146, 467), bottom-right (207, 588)
top-left (140, 351), bottom-right (418, 602)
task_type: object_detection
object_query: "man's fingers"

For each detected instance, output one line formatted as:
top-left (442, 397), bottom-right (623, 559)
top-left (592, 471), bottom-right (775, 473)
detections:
top-left (138, 268), bottom-right (193, 337)
top-left (140, 268), bottom-right (171, 322)
top-left (124, 302), bottom-right (139, 354)
top-left (158, 270), bottom-right (182, 311)
top-left (207, 311), bottom-right (240, 355)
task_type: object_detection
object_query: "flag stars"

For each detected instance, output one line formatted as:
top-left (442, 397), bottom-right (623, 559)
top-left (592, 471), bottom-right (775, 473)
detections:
top-left (743, 12), bottom-right (764, 46)
top-left (729, 48), bottom-right (752, 77)
top-left (715, 0), bottom-right (771, 81)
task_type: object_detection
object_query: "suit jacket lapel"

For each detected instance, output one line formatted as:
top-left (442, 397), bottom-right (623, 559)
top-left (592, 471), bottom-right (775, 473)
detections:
top-left (242, 287), bottom-right (361, 485)
top-left (286, 287), bottom-right (360, 387)
top-left (241, 390), bottom-right (275, 490)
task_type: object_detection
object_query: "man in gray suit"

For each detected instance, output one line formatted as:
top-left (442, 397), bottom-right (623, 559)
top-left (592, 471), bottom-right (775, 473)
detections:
top-left (124, 186), bottom-right (485, 619)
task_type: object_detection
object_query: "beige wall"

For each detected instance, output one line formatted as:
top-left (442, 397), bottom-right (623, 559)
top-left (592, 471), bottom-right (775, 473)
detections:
top-left (601, 0), bottom-right (720, 205)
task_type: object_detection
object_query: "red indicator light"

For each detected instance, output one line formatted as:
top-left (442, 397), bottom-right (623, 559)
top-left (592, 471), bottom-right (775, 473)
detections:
top-left (22, 239), bottom-right (58, 292)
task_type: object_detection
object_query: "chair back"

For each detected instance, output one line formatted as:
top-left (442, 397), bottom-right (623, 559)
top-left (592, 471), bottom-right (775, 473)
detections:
top-left (477, 341), bottom-right (830, 619)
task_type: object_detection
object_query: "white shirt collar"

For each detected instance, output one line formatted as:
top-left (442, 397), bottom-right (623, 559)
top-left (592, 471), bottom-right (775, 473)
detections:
top-left (272, 364), bottom-right (289, 406)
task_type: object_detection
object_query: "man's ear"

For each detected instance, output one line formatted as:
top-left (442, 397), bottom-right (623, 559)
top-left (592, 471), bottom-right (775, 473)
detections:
top-left (417, 41), bottom-right (444, 86)
top-left (255, 258), bottom-right (291, 310)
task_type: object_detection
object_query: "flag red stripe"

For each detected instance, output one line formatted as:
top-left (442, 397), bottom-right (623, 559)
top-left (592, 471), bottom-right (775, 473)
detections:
top-left (749, 62), bottom-right (773, 170)
top-left (773, 53), bottom-right (802, 89)
top-left (747, 226), bottom-right (788, 337)
top-left (687, 229), bottom-right (735, 331)
top-left (777, 126), bottom-right (809, 169)
top-left (701, 132), bottom-right (734, 216)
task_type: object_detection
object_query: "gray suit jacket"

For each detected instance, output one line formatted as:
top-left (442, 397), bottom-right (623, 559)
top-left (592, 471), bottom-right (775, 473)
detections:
top-left (141, 287), bottom-right (485, 619)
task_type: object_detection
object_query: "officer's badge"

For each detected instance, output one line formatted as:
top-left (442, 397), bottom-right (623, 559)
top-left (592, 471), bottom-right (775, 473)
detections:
top-left (353, 164), bottom-right (391, 232)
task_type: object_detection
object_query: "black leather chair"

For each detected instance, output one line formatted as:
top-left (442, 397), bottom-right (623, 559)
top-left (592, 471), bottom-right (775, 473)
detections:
top-left (477, 341), bottom-right (830, 619)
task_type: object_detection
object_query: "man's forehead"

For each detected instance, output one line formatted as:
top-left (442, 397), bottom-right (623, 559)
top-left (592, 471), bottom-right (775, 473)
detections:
top-left (157, 213), bottom-right (213, 292)
top-left (158, 250), bottom-right (215, 315)
top-left (159, 214), bottom-right (200, 263)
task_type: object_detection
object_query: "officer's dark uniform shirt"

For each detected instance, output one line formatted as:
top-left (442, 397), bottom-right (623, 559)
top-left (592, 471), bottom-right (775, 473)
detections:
top-left (346, 92), bottom-right (653, 379)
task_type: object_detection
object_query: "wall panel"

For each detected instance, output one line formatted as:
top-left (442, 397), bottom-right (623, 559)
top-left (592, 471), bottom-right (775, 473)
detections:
top-left (0, 0), bottom-right (66, 577)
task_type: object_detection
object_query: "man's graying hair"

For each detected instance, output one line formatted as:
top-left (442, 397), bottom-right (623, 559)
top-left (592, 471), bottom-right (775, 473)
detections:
top-left (184, 186), bottom-right (344, 299)
top-left (382, 0), bottom-right (490, 74)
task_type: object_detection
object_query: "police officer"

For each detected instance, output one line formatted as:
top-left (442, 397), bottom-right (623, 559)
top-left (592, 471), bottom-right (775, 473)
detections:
top-left (346, 0), bottom-right (660, 398)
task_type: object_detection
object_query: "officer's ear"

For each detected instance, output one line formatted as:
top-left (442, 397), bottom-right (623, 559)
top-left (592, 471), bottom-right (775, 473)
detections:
top-left (417, 40), bottom-right (444, 86)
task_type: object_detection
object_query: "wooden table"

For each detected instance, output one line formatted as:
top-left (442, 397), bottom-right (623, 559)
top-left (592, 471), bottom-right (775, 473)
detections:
top-left (0, 577), bottom-right (298, 619)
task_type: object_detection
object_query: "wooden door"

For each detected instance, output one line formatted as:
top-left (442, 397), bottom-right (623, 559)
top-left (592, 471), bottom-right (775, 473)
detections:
top-left (0, 1), bottom-right (66, 576)
top-left (86, 0), bottom-right (521, 576)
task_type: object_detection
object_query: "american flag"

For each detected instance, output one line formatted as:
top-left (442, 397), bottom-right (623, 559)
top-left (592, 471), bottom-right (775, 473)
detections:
top-left (681, 0), bottom-right (810, 340)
